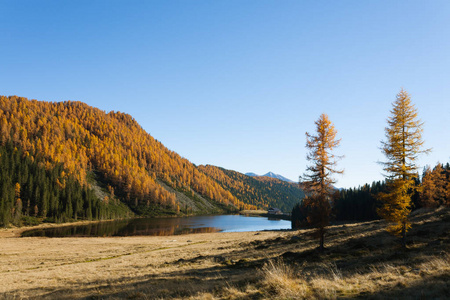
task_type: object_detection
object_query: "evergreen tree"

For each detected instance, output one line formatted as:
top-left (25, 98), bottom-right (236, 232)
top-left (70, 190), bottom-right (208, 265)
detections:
top-left (13, 183), bottom-right (22, 225)
top-left (334, 181), bottom-right (385, 221)
top-left (0, 143), bottom-right (131, 227)
top-left (377, 89), bottom-right (430, 248)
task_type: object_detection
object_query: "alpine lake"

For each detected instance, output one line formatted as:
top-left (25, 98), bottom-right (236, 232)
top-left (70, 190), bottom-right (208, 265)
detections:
top-left (21, 214), bottom-right (292, 238)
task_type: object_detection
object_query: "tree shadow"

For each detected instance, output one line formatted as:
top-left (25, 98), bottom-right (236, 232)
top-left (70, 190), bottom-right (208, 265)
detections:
top-left (362, 273), bottom-right (450, 300)
top-left (279, 212), bottom-right (449, 278)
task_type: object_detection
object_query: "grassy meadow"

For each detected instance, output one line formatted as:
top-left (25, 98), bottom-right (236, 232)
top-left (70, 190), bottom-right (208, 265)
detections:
top-left (1, 207), bottom-right (449, 299)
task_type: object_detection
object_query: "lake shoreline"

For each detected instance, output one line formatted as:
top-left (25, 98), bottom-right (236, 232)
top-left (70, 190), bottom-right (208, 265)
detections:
top-left (19, 214), bottom-right (292, 238)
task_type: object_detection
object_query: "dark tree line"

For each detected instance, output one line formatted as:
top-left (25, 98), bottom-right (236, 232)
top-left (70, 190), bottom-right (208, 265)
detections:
top-left (335, 181), bottom-right (386, 221)
top-left (0, 143), bottom-right (130, 227)
top-left (292, 180), bottom-right (409, 228)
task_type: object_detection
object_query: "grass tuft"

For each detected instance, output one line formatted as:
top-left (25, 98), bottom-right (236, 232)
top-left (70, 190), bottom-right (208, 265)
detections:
top-left (260, 259), bottom-right (312, 299)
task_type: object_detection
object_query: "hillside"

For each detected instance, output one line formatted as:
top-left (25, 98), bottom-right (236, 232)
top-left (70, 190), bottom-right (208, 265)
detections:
top-left (0, 95), bottom-right (261, 226)
top-left (199, 165), bottom-right (304, 212)
top-left (0, 95), bottom-right (307, 226)
top-left (0, 143), bottom-right (132, 227)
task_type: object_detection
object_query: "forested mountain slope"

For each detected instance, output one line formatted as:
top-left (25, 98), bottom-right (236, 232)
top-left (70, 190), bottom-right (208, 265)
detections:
top-left (0, 95), bottom-right (308, 226)
top-left (0, 96), bottom-right (257, 225)
top-left (0, 143), bottom-right (132, 226)
top-left (198, 165), bottom-right (304, 212)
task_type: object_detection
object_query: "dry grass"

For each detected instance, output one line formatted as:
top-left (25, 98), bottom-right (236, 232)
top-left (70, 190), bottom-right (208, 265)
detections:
top-left (0, 207), bottom-right (449, 299)
top-left (260, 259), bottom-right (311, 299)
top-left (252, 253), bottom-right (449, 299)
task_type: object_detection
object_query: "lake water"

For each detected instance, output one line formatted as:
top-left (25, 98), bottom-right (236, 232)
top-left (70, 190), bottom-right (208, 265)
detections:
top-left (21, 214), bottom-right (292, 237)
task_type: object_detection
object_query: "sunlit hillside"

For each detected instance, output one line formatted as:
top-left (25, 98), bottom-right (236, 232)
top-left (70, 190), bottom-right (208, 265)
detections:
top-left (0, 96), bottom-right (262, 225)
top-left (1, 96), bottom-right (306, 227)
top-left (199, 165), bottom-right (304, 212)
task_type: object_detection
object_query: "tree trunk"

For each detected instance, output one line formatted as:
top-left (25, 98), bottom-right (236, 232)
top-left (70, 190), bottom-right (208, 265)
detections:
top-left (319, 227), bottom-right (324, 251)
top-left (401, 222), bottom-right (406, 249)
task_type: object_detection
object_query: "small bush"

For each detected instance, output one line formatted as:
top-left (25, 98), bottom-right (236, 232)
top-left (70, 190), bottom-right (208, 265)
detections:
top-left (21, 216), bottom-right (41, 226)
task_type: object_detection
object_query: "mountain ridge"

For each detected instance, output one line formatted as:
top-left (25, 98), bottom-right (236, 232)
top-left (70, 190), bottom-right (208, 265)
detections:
top-left (246, 171), bottom-right (295, 183)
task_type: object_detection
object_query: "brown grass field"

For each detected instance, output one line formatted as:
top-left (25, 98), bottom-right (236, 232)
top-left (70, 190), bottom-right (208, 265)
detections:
top-left (1, 207), bottom-right (449, 299)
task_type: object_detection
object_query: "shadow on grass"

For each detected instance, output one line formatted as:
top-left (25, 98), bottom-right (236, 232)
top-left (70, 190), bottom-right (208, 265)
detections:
top-left (365, 273), bottom-right (450, 300)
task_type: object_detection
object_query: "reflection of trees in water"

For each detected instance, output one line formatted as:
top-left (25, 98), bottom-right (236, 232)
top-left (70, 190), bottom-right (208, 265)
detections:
top-left (190, 227), bottom-right (221, 234)
top-left (22, 219), bottom-right (221, 237)
top-left (22, 220), bottom-right (130, 237)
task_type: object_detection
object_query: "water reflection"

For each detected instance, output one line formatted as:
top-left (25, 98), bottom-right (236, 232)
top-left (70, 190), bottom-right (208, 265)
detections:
top-left (21, 215), bottom-right (291, 238)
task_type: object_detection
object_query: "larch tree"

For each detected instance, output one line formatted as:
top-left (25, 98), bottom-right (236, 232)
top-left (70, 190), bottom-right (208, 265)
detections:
top-left (301, 113), bottom-right (343, 251)
top-left (420, 163), bottom-right (449, 207)
top-left (432, 164), bottom-right (448, 205)
top-left (378, 89), bottom-right (430, 248)
top-left (420, 166), bottom-right (437, 207)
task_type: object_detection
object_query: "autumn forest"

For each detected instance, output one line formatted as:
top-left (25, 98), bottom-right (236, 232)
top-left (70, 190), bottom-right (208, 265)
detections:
top-left (0, 94), bottom-right (449, 230)
top-left (0, 95), bottom-right (308, 227)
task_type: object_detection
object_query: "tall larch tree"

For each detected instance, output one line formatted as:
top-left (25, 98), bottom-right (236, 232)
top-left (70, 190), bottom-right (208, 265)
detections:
top-left (301, 113), bottom-right (343, 251)
top-left (378, 89), bottom-right (430, 248)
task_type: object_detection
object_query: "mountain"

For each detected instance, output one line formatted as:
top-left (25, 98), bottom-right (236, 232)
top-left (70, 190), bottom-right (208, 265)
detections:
top-left (0, 95), bottom-right (304, 226)
top-left (246, 171), bottom-right (295, 183)
top-left (201, 165), bottom-right (304, 212)
top-left (0, 95), bottom-right (260, 227)
top-left (0, 142), bottom-right (132, 227)
top-left (262, 172), bottom-right (295, 183)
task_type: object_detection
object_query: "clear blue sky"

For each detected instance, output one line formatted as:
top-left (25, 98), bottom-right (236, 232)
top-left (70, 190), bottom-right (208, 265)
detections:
top-left (1, 1), bottom-right (449, 188)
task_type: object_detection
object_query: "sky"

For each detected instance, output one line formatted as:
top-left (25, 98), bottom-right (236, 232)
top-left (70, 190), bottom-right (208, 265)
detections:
top-left (1, 1), bottom-right (449, 188)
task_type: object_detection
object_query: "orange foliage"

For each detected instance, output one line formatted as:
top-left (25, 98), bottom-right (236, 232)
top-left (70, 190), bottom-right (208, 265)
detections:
top-left (0, 96), bottom-right (252, 210)
top-left (198, 165), bottom-right (299, 211)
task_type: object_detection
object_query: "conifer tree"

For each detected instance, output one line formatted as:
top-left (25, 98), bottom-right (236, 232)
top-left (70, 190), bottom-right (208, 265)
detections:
top-left (378, 89), bottom-right (429, 248)
top-left (432, 164), bottom-right (447, 204)
top-left (420, 163), bottom-right (449, 207)
top-left (420, 166), bottom-right (437, 207)
top-left (14, 183), bottom-right (22, 225)
top-left (300, 113), bottom-right (343, 251)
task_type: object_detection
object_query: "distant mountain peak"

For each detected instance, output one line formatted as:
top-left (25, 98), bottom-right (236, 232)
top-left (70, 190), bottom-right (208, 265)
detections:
top-left (245, 172), bottom-right (258, 177)
top-left (246, 171), bottom-right (294, 183)
top-left (263, 172), bottom-right (294, 183)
